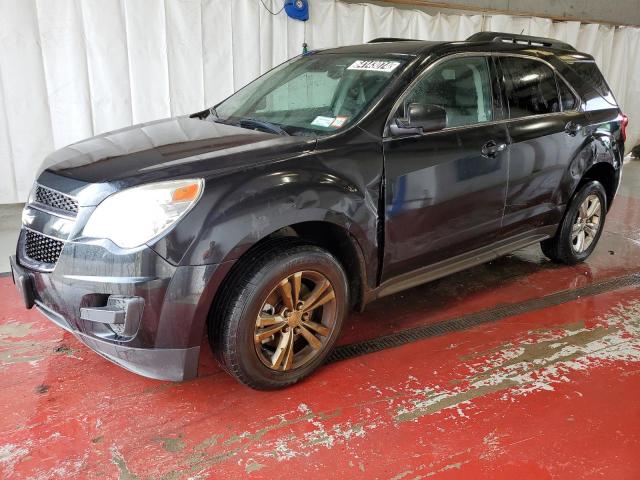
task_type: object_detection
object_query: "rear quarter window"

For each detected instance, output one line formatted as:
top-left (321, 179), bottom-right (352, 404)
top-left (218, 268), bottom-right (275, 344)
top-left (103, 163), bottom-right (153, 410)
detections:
top-left (565, 61), bottom-right (610, 98)
top-left (562, 60), bottom-right (617, 109)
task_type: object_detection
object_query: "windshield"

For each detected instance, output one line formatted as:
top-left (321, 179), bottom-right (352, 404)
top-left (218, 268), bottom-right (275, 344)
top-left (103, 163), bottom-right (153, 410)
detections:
top-left (214, 54), bottom-right (406, 136)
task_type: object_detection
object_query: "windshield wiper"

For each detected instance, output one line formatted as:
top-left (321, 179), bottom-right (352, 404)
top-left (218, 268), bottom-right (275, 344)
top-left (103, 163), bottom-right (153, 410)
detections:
top-left (208, 108), bottom-right (238, 127)
top-left (237, 118), bottom-right (290, 136)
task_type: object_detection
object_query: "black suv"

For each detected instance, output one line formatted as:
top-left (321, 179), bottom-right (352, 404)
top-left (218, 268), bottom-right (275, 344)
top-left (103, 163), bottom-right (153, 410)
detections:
top-left (10, 32), bottom-right (627, 389)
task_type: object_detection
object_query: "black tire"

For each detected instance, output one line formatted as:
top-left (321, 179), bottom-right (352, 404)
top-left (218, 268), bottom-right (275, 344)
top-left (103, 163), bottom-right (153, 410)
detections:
top-left (541, 180), bottom-right (607, 265)
top-left (209, 238), bottom-right (349, 390)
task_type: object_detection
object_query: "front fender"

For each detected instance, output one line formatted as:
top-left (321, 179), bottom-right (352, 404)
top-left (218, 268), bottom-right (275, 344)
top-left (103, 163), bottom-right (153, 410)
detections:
top-left (168, 159), bottom-right (380, 272)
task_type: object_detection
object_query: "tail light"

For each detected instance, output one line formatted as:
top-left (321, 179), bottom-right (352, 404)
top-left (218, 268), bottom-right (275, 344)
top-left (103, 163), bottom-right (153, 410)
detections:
top-left (621, 114), bottom-right (629, 142)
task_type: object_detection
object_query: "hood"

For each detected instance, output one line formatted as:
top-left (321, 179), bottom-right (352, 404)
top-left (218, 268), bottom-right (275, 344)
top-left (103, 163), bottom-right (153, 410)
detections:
top-left (40, 116), bottom-right (315, 185)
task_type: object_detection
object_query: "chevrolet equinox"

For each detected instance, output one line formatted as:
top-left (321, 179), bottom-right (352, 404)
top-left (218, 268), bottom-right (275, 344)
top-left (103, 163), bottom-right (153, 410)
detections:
top-left (10, 32), bottom-right (628, 389)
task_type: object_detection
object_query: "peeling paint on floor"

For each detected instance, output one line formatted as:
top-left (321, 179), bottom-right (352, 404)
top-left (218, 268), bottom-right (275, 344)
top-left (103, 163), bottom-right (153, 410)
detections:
top-left (395, 301), bottom-right (640, 423)
top-left (111, 446), bottom-right (138, 480)
top-left (0, 443), bottom-right (29, 477)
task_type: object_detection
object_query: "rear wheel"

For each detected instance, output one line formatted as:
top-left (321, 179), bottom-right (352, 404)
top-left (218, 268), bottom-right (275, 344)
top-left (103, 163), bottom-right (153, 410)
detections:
top-left (210, 239), bottom-right (348, 390)
top-left (541, 180), bottom-right (607, 264)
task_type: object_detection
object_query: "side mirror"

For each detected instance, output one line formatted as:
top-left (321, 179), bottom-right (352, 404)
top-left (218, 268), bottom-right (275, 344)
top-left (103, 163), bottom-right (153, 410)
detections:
top-left (390, 103), bottom-right (447, 136)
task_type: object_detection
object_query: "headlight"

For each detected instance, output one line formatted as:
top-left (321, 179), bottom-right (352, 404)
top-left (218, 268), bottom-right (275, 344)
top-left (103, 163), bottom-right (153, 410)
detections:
top-left (82, 179), bottom-right (204, 249)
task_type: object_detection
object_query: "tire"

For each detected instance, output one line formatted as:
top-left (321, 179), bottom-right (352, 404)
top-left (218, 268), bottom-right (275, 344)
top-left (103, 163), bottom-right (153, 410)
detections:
top-left (541, 180), bottom-right (607, 265)
top-left (209, 238), bottom-right (349, 390)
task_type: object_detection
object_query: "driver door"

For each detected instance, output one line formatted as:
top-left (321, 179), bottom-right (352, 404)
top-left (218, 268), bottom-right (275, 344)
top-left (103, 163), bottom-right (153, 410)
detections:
top-left (382, 55), bottom-right (510, 281)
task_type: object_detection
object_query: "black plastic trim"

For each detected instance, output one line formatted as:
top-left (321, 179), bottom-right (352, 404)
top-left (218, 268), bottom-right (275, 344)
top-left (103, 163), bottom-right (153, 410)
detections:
top-left (373, 227), bottom-right (556, 299)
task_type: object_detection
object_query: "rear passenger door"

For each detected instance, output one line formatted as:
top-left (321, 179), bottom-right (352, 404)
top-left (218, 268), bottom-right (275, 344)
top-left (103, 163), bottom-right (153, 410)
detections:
top-left (497, 55), bottom-right (586, 237)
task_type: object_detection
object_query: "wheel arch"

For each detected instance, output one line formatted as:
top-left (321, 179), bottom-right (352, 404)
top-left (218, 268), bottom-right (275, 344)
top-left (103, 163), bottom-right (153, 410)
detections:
top-left (202, 220), bottom-right (369, 369)
top-left (562, 135), bottom-right (621, 212)
top-left (575, 161), bottom-right (618, 211)
top-left (208, 220), bottom-right (369, 322)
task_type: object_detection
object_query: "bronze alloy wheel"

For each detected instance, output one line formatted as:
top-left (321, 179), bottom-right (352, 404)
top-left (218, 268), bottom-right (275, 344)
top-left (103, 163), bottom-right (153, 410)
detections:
top-left (540, 180), bottom-right (607, 265)
top-left (211, 239), bottom-right (348, 389)
top-left (254, 270), bottom-right (337, 371)
top-left (571, 194), bottom-right (602, 253)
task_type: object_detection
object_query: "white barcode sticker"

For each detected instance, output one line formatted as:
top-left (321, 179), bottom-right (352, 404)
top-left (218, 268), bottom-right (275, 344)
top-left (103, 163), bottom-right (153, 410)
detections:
top-left (311, 116), bottom-right (335, 127)
top-left (347, 60), bottom-right (401, 73)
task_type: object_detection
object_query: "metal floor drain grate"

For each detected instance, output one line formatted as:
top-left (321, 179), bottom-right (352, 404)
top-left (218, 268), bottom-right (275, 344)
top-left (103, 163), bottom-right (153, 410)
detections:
top-left (327, 273), bottom-right (640, 364)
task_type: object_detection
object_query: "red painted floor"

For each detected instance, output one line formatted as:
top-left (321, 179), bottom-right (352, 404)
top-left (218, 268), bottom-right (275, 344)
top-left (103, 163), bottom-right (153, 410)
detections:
top-left (2, 180), bottom-right (640, 478)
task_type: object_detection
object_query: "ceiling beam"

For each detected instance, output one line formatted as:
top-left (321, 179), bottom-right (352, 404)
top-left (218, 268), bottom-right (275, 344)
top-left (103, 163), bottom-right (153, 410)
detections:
top-left (340, 0), bottom-right (640, 27)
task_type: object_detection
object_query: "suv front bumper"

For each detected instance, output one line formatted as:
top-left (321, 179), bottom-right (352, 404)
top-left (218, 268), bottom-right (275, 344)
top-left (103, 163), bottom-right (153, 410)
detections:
top-left (10, 248), bottom-right (231, 382)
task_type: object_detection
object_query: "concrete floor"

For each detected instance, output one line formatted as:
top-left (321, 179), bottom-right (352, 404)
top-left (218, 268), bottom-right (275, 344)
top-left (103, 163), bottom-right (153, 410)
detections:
top-left (1, 163), bottom-right (640, 479)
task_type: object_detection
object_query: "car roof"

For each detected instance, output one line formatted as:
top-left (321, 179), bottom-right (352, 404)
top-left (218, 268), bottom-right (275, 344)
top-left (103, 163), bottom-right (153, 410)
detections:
top-left (316, 33), bottom-right (582, 59)
top-left (317, 40), bottom-right (444, 57)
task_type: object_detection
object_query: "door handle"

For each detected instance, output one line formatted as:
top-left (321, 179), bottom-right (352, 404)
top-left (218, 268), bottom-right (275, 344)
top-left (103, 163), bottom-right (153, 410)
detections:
top-left (481, 140), bottom-right (507, 157)
top-left (565, 121), bottom-right (582, 136)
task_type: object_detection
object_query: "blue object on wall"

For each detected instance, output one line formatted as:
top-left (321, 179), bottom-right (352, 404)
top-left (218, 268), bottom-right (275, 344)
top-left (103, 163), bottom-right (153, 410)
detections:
top-left (284, 0), bottom-right (309, 21)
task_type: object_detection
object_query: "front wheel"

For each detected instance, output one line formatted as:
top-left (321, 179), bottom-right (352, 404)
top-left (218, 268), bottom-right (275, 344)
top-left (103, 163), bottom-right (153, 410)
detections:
top-left (210, 239), bottom-right (348, 390)
top-left (541, 180), bottom-right (607, 264)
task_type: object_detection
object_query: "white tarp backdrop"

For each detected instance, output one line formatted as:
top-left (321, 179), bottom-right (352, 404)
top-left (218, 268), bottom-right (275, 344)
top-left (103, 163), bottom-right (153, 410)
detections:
top-left (0, 0), bottom-right (639, 203)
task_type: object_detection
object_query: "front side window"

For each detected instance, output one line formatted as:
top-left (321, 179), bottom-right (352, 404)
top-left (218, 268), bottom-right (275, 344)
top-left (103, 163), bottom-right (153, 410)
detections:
top-left (398, 56), bottom-right (494, 128)
top-left (500, 57), bottom-right (560, 117)
top-left (215, 54), bottom-right (406, 135)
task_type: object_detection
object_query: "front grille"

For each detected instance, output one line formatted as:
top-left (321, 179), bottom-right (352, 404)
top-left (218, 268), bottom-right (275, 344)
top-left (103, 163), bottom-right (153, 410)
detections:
top-left (24, 230), bottom-right (64, 265)
top-left (34, 185), bottom-right (78, 214)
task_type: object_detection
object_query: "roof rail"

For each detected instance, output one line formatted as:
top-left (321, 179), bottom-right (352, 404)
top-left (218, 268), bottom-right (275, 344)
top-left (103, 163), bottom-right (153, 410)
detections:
top-left (368, 37), bottom-right (419, 43)
top-left (466, 31), bottom-right (576, 51)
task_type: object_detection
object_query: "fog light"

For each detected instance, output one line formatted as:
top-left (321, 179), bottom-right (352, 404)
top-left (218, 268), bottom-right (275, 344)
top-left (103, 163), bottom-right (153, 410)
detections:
top-left (80, 295), bottom-right (144, 337)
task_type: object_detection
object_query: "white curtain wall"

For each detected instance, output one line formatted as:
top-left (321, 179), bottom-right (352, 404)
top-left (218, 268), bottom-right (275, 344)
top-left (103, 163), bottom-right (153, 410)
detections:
top-left (0, 0), bottom-right (639, 203)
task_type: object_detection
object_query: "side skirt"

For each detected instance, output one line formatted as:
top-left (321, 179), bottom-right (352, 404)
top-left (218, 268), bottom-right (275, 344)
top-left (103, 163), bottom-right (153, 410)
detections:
top-left (365, 226), bottom-right (557, 303)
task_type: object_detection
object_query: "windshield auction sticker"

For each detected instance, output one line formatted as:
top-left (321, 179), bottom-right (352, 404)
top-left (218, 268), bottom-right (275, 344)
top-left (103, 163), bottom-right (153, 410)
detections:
top-left (311, 116), bottom-right (335, 127)
top-left (331, 116), bottom-right (348, 128)
top-left (347, 60), bottom-right (401, 72)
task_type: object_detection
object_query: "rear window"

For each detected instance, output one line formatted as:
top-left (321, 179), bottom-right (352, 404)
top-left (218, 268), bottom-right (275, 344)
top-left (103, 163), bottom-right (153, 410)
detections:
top-left (500, 57), bottom-right (560, 118)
